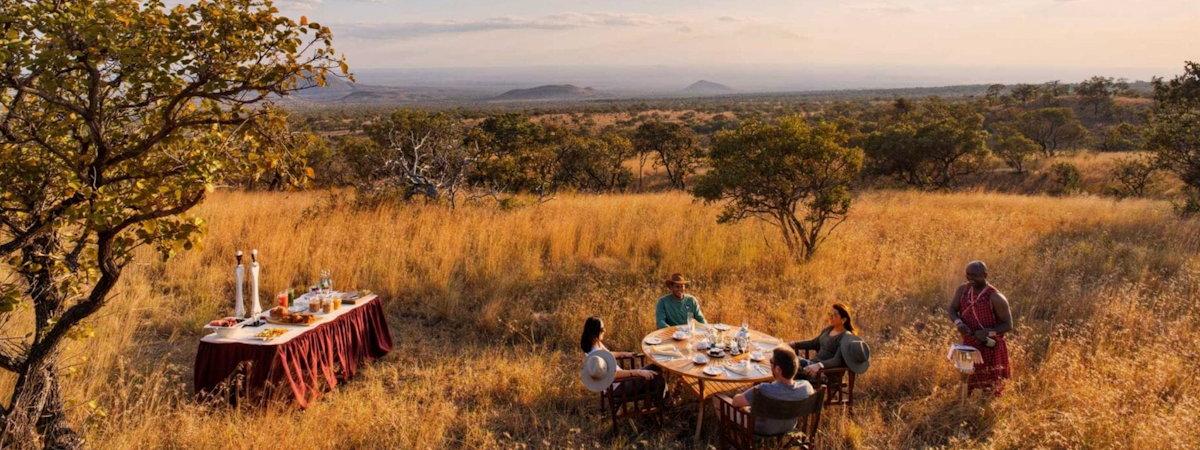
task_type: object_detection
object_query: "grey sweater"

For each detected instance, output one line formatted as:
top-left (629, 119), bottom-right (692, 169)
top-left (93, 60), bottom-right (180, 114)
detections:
top-left (789, 326), bottom-right (847, 368)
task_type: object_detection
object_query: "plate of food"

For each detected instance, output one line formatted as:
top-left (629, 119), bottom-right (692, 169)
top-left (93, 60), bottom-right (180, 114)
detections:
top-left (707, 347), bottom-right (726, 358)
top-left (644, 336), bottom-right (663, 345)
top-left (749, 350), bottom-right (766, 361)
top-left (255, 328), bottom-right (288, 341)
top-left (266, 306), bottom-right (318, 326)
top-left (671, 330), bottom-right (690, 341)
top-left (691, 354), bottom-right (709, 365)
top-left (205, 317), bottom-right (243, 338)
top-left (703, 365), bottom-right (724, 376)
top-left (713, 323), bottom-right (732, 331)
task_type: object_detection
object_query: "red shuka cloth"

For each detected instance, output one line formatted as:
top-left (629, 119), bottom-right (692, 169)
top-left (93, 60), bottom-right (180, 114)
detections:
top-left (193, 297), bottom-right (393, 407)
top-left (957, 285), bottom-right (1010, 395)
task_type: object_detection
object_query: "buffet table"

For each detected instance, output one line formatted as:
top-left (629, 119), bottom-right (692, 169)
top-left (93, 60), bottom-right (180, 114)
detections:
top-left (193, 293), bottom-right (392, 407)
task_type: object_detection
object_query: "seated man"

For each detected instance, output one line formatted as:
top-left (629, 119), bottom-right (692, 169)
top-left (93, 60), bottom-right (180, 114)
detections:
top-left (655, 273), bottom-right (707, 328)
top-left (720, 346), bottom-right (815, 435)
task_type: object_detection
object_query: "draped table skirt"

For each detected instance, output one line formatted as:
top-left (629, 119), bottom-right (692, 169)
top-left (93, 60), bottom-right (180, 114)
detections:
top-left (193, 295), bottom-right (393, 408)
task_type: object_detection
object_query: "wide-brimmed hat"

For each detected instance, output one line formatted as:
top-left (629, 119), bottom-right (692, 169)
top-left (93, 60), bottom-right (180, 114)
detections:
top-left (580, 349), bottom-right (618, 392)
top-left (664, 273), bottom-right (689, 286)
top-left (840, 334), bottom-right (871, 374)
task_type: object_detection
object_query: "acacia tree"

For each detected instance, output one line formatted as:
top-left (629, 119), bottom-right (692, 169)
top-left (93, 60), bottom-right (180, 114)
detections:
top-left (1147, 62), bottom-right (1200, 213)
top-left (633, 121), bottom-right (702, 190)
top-left (0, 0), bottom-right (344, 446)
top-left (693, 117), bottom-right (864, 261)
top-left (991, 125), bottom-right (1041, 173)
top-left (863, 100), bottom-right (989, 189)
top-left (1017, 107), bottom-right (1088, 156)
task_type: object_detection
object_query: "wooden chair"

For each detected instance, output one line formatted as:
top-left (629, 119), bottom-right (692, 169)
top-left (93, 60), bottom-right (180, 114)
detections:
top-left (597, 353), bottom-right (669, 432)
top-left (799, 349), bottom-right (856, 415)
top-left (715, 385), bottom-right (826, 450)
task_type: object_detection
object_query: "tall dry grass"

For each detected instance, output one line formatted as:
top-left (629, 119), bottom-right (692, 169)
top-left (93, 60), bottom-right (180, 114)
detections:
top-left (17, 189), bottom-right (1200, 449)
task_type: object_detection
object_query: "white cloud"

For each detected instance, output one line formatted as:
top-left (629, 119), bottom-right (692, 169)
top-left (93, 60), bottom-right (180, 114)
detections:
top-left (336, 12), bottom-right (684, 40)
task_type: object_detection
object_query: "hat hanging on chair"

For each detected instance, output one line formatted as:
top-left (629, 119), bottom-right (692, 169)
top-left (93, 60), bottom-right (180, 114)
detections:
top-left (840, 334), bottom-right (871, 374)
top-left (580, 349), bottom-right (618, 392)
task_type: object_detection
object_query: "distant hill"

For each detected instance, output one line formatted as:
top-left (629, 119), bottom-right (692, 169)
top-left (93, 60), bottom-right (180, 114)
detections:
top-left (682, 80), bottom-right (735, 95)
top-left (491, 84), bottom-right (601, 101)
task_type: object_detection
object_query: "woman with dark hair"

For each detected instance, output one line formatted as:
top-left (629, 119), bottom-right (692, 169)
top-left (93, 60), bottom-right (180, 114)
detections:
top-left (579, 316), bottom-right (664, 392)
top-left (789, 304), bottom-right (855, 378)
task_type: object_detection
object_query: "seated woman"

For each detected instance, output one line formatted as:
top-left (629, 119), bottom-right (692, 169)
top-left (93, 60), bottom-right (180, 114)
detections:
top-left (789, 303), bottom-right (855, 379)
top-left (579, 316), bottom-right (666, 397)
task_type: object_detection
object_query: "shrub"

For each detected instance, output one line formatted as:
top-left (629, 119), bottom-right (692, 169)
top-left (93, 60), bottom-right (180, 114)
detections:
top-left (1049, 162), bottom-right (1084, 195)
top-left (1108, 156), bottom-right (1158, 198)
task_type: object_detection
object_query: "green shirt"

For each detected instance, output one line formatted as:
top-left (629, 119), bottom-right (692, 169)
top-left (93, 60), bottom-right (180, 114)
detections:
top-left (655, 294), bottom-right (706, 328)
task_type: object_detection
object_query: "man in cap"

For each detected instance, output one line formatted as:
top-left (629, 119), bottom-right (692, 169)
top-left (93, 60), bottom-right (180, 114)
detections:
top-left (947, 260), bottom-right (1014, 395)
top-left (655, 273), bottom-right (707, 329)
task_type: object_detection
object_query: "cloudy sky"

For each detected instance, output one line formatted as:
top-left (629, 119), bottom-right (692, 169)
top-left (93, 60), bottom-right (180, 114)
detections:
top-left (275, 0), bottom-right (1198, 86)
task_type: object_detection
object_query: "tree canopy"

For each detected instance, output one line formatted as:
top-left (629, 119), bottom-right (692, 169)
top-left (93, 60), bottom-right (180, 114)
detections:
top-left (693, 117), bottom-right (863, 261)
top-left (0, 0), bottom-right (345, 445)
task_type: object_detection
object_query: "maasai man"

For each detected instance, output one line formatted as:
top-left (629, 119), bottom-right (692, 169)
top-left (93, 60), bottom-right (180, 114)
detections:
top-left (947, 261), bottom-right (1014, 395)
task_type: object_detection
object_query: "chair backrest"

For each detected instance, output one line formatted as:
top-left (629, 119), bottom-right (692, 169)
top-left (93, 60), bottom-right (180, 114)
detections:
top-left (749, 385), bottom-right (825, 421)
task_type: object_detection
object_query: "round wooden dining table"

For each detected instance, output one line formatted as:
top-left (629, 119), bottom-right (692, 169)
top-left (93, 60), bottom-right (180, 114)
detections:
top-left (641, 324), bottom-right (785, 441)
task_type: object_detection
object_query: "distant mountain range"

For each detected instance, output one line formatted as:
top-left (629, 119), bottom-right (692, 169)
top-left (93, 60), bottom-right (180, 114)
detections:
top-left (681, 80), bottom-right (735, 95)
top-left (490, 84), bottom-right (602, 101)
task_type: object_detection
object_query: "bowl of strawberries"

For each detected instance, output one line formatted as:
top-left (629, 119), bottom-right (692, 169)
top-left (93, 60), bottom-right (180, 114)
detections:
top-left (205, 317), bottom-right (244, 338)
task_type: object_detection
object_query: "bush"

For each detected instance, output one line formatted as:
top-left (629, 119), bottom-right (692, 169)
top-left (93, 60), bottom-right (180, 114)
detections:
top-left (1107, 156), bottom-right (1158, 198)
top-left (1049, 162), bottom-right (1083, 195)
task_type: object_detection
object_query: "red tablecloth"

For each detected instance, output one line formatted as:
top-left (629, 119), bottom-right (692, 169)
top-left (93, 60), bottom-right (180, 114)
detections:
top-left (193, 296), bottom-right (393, 407)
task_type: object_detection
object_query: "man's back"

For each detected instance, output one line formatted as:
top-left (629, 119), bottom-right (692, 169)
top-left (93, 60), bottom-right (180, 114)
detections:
top-left (744, 380), bottom-right (815, 435)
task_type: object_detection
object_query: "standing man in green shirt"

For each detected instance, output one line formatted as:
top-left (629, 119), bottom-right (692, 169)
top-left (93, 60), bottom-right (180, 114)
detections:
top-left (655, 273), bottom-right (707, 328)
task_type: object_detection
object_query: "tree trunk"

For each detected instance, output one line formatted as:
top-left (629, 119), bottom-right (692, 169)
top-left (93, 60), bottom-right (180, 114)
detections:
top-left (2, 356), bottom-right (81, 450)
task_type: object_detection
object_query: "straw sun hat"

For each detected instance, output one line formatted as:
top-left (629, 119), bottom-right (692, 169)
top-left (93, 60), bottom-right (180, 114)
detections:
top-left (580, 349), bottom-right (618, 392)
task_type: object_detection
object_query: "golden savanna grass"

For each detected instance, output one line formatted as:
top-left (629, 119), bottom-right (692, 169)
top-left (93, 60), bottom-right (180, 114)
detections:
top-left (20, 189), bottom-right (1200, 449)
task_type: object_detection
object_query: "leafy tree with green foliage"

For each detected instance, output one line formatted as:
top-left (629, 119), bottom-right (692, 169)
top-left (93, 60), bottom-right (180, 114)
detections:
top-left (1017, 107), bottom-right (1088, 156)
top-left (693, 117), bottom-right (863, 261)
top-left (1075, 76), bottom-right (1130, 117)
top-left (632, 120), bottom-right (702, 190)
top-left (1010, 84), bottom-right (1040, 105)
top-left (467, 113), bottom-right (559, 197)
top-left (1094, 122), bottom-right (1145, 152)
top-left (1146, 61), bottom-right (1200, 214)
top-left (992, 125), bottom-right (1041, 173)
top-left (0, 0), bottom-right (344, 445)
top-left (1108, 155), bottom-right (1158, 199)
top-left (863, 100), bottom-right (989, 189)
top-left (554, 130), bottom-right (634, 192)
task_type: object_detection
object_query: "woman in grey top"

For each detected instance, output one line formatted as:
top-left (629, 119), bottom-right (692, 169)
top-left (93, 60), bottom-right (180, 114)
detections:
top-left (789, 303), bottom-right (854, 378)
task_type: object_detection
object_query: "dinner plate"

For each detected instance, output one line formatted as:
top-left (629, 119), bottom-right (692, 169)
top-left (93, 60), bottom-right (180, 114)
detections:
top-left (692, 355), bottom-right (709, 365)
top-left (749, 351), bottom-right (765, 361)
top-left (713, 323), bottom-right (732, 331)
top-left (671, 331), bottom-right (689, 341)
top-left (703, 365), bottom-right (723, 376)
top-left (644, 336), bottom-right (663, 345)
